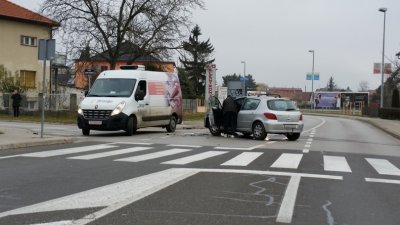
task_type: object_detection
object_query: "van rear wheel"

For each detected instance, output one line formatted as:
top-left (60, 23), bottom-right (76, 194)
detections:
top-left (166, 116), bottom-right (177, 132)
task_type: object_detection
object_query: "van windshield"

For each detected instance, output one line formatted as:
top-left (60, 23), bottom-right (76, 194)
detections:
top-left (87, 78), bottom-right (136, 97)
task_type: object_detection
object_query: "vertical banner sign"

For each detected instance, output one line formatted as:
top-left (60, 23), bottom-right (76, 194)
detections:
top-left (205, 64), bottom-right (217, 106)
top-left (373, 63), bottom-right (393, 75)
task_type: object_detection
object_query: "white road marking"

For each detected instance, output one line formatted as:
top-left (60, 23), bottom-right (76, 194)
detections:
top-left (214, 144), bottom-right (264, 151)
top-left (303, 119), bottom-right (326, 133)
top-left (309, 135), bottom-right (314, 138)
top-left (271, 153), bottom-right (304, 169)
top-left (266, 141), bottom-right (277, 144)
top-left (111, 142), bottom-right (153, 145)
top-left (115, 148), bottom-right (191, 162)
top-left (193, 168), bottom-right (342, 180)
top-left (0, 168), bottom-right (198, 223)
top-left (20, 144), bottom-right (117, 158)
top-left (306, 142), bottom-right (312, 145)
top-left (162, 151), bottom-right (228, 165)
top-left (276, 175), bottom-right (301, 223)
top-left (307, 138), bottom-right (313, 142)
top-left (167, 144), bottom-right (202, 148)
top-left (366, 158), bottom-right (400, 176)
top-left (323, 156), bottom-right (352, 173)
top-left (302, 149), bottom-right (309, 153)
top-left (221, 152), bottom-right (263, 166)
top-left (365, 178), bottom-right (400, 184)
top-left (304, 144), bottom-right (311, 148)
top-left (0, 168), bottom-right (342, 224)
top-left (29, 221), bottom-right (73, 225)
top-left (68, 147), bottom-right (153, 160)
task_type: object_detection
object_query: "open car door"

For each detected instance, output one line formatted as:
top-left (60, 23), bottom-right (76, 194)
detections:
top-left (209, 96), bottom-right (223, 127)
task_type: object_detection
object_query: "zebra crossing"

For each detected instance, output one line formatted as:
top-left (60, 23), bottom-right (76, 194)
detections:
top-left (4, 143), bottom-right (400, 177)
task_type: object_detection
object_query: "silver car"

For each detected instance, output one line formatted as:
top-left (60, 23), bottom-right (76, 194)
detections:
top-left (205, 95), bottom-right (304, 140)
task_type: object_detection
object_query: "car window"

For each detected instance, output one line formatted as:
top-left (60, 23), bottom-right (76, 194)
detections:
top-left (267, 99), bottom-right (298, 111)
top-left (235, 97), bottom-right (246, 110)
top-left (242, 98), bottom-right (260, 110)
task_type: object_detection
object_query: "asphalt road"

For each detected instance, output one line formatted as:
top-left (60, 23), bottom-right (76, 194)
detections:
top-left (1, 115), bottom-right (400, 225)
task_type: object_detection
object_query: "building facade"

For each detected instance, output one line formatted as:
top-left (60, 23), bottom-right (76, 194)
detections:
top-left (0, 0), bottom-right (58, 95)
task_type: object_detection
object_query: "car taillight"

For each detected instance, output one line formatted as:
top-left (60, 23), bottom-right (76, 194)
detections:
top-left (264, 113), bottom-right (277, 120)
top-left (299, 114), bottom-right (303, 121)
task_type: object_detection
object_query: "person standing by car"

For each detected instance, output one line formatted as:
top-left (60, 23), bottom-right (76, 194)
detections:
top-left (11, 89), bottom-right (22, 117)
top-left (222, 95), bottom-right (237, 137)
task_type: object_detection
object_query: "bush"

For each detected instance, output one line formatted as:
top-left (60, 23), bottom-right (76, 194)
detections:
top-left (378, 108), bottom-right (400, 120)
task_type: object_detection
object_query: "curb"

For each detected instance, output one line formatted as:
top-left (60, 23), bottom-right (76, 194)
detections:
top-left (0, 137), bottom-right (77, 150)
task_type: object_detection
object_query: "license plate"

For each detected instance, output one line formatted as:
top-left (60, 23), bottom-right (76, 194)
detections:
top-left (284, 124), bottom-right (297, 129)
top-left (89, 120), bottom-right (102, 125)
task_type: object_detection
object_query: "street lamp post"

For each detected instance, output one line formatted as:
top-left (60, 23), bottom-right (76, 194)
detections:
top-left (379, 7), bottom-right (387, 108)
top-left (241, 61), bottom-right (246, 95)
top-left (308, 50), bottom-right (315, 110)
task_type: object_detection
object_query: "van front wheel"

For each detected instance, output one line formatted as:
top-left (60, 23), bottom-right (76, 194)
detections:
top-left (166, 116), bottom-right (177, 132)
top-left (82, 128), bottom-right (90, 136)
top-left (125, 117), bottom-right (137, 136)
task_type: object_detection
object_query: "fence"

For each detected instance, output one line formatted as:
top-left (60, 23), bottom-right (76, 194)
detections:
top-left (1, 92), bottom-right (205, 114)
top-left (0, 93), bottom-right (79, 114)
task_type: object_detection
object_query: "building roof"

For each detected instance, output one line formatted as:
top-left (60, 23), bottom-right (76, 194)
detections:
top-left (0, 0), bottom-right (59, 27)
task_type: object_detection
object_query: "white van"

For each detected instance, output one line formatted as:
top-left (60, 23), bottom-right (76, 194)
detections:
top-left (77, 66), bottom-right (183, 136)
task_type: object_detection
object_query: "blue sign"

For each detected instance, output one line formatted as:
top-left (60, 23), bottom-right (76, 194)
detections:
top-left (306, 73), bottom-right (320, 80)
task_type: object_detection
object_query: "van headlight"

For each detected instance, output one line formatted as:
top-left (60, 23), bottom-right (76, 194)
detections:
top-left (78, 106), bottom-right (83, 115)
top-left (111, 101), bottom-right (126, 116)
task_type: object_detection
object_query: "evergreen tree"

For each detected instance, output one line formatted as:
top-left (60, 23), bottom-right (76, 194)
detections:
top-left (177, 68), bottom-right (196, 99)
top-left (179, 25), bottom-right (215, 97)
top-left (326, 76), bottom-right (337, 91)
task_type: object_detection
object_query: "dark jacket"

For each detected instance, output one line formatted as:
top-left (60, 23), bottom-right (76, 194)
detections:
top-left (11, 93), bottom-right (22, 107)
top-left (222, 96), bottom-right (237, 114)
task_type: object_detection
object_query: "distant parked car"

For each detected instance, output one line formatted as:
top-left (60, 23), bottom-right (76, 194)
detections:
top-left (205, 95), bottom-right (304, 140)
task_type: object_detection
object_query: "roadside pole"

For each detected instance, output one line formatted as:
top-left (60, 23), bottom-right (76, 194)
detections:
top-left (38, 39), bottom-right (56, 138)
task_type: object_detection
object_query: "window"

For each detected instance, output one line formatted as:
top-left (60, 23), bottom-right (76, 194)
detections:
top-left (100, 66), bottom-right (108, 72)
top-left (267, 99), bottom-right (297, 111)
top-left (19, 70), bottom-right (36, 88)
top-left (242, 98), bottom-right (260, 110)
top-left (20, 36), bottom-right (37, 46)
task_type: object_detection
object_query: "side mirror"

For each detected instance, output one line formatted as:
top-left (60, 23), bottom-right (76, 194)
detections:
top-left (84, 90), bottom-right (88, 96)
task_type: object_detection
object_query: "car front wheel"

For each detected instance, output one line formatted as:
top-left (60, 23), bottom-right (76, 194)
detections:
top-left (252, 121), bottom-right (267, 140)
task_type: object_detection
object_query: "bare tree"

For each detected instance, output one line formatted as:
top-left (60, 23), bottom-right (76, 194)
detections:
top-left (41, 0), bottom-right (204, 69)
top-left (358, 80), bottom-right (369, 92)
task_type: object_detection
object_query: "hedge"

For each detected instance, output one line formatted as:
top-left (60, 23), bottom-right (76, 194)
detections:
top-left (378, 108), bottom-right (400, 120)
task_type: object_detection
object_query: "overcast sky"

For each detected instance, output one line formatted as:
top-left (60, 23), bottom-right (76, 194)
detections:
top-left (11, 0), bottom-right (400, 91)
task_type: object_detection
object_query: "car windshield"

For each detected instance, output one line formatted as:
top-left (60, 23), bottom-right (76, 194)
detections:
top-left (267, 99), bottom-right (298, 111)
top-left (87, 78), bottom-right (136, 97)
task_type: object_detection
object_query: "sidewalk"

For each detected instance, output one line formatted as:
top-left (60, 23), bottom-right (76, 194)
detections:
top-left (0, 117), bottom-right (399, 150)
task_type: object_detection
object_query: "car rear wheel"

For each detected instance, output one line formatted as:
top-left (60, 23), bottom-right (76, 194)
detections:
top-left (286, 133), bottom-right (300, 141)
top-left (252, 121), bottom-right (267, 140)
top-left (166, 116), bottom-right (177, 132)
top-left (209, 126), bottom-right (221, 136)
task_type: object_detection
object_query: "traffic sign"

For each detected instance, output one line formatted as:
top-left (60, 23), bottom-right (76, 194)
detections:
top-left (84, 68), bottom-right (95, 76)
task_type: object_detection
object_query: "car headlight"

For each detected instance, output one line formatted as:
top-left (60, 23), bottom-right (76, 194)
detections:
top-left (111, 101), bottom-right (126, 116)
top-left (77, 106), bottom-right (83, 115)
